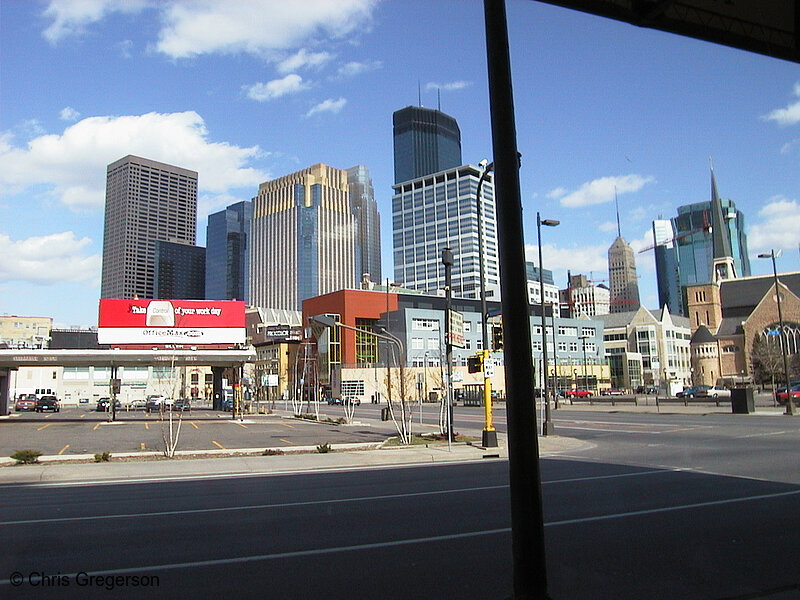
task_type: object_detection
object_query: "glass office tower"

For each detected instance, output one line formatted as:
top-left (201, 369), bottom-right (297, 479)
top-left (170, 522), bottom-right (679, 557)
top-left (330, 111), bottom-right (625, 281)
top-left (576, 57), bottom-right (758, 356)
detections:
top-left (205, 201), bottom-right (252, 302)
top-left (346, 165), bottom-right (382, 285)
top-left (393, 106), bottom-right (462, 184)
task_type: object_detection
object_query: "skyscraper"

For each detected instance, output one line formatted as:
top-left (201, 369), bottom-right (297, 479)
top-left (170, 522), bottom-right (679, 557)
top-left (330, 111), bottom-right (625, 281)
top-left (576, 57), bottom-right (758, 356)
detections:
top-left (608, 236), bottom-right (641, 313)
top-left (249, 163), bottom-right (356, 311)
top-left (392, 164), bottom-right (499, 300)
top-left (101, 155), bottom-right (198, 300)
top-left (392, 105), bottom-right (462, 184)
top-left (652, 219), bottom-right (683, 315)
top-left (652, 167), bottom-right (750, 315)
top-left (347, 165), bottom-right (381, 284)
top-left (154, 241), bottom-right (206, 299)
top-left (205, 201), bottom-right (252, 301)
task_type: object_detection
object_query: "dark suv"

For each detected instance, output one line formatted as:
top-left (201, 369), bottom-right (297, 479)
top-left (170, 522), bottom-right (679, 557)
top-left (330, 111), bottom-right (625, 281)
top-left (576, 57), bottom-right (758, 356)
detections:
top-left (35, 395), bottom-right (60, 412)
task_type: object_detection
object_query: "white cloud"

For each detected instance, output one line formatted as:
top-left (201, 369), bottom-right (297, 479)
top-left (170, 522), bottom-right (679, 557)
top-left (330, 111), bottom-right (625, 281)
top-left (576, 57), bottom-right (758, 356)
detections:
top-left (525, 243), bottom-right (608, 280)
top-left (558, 174), bottom-right (655, 208)
top-left (747, 196), bottom-right (800, 254)
top-left (277, 49), bottom-right (333, 74)
top-left (42, 0), bottom-right (150, 43)
top-left (59, 107), bottom-right (80, 121)
top-left (0, 232), bottom-right (101, 284)
top-left (244, 74), bottom-right (310, 101)
top-left (305, 97), bottom-right (347, 117)
top-left (599, 221), bottom-right (618, 233)
top-left (425, 81), bottom-right (471, 92)
top-left (546, 187), bottom-right (567, 200)
top-left (0, 111), bottom-right (267, 209)
top-left (337, 60), bottom-right (382, 77)
top-left (155, 0), bottom-right (377, 59)
top-left (761, 82), bottom-right (800, 126)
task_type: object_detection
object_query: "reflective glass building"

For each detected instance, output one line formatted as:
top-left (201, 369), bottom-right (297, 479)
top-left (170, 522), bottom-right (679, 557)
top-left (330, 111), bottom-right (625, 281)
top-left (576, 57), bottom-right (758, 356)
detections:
top-left (205, 201), bottom-right (252, 302)
top-left (346, 166), bottom-right (382, 285)
top-left (393, 106), bottom-right (462, 184)
top-left (154, 241), bottom-right (206, 299)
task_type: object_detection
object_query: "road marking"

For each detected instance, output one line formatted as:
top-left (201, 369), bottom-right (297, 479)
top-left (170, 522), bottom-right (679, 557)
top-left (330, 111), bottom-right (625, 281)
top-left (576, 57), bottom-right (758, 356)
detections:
top-left (279, 438), bottom-right (294, 445)
top-left (57, 445), bottom-right (69, 455)
top-left (140, 443), bottom-right (146, 450)
top-left (211, 440), bottom-right (226, 450)
top-left (36, 423), bottom-right (53, 431)
top-left (189, 422), bottom-right (199, 429)
top-left (234, 422), bottom-right (248, 429)
top-left (92, 422), bottom-right (102, 431)
top-left (278, 422), bottom-right (295, 429)
top-left (144, 422), bottom-right (149, 430)
top-left (79, 414), bottom-right (86, 419)
top-left (4, 488), bottom-right (800, 580)
top-left (738, 430), bottom-right (791, 439)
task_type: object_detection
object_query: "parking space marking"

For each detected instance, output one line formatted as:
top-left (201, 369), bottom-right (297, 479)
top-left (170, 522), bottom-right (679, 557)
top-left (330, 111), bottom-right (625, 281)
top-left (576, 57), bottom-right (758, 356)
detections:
top-left (278, 422), bottom-right (295, 429)
top-left (37, 423), bottom-right (53, 431)
top-left (234, 422), bottom-right (248, 429)
top-left (57, 445), bottom-right (69, 455)
top-left (188, 422), bottom-right (199, 429)
top-left (79, 414), bottom-right (86, 419)
top-left (279, 438), bottom-right (294, 445)
top-left (140, 443), bottom-right (146, 450)
top-left (93, 422), bottom-right (102, 431)
top-left (144, 422), bottom-right (150, 430)
top-left (211, 440), bottom-right (226, 450)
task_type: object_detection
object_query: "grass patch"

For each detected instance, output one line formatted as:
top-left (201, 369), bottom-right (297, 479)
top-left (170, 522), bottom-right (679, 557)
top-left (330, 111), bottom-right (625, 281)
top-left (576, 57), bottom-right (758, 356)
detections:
top-left (316, 442), bottom-right (332, 453)
top-left (262, 448), bottom-right (284, 456)
top-left (384, 433), bottom-right (480, 447)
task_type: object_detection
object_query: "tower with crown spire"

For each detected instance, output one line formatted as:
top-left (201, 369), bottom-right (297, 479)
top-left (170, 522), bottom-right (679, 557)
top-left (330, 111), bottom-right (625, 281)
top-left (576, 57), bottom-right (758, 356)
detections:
top-left (710, 159), bottom-right (737, 284)
top-left (608, 188), bottom-right (641, 313)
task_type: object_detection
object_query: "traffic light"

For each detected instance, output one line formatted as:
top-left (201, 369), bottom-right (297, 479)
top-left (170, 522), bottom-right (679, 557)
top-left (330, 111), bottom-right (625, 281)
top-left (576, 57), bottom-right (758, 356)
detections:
top-left (467, 354), bottom-right (483, 373)
top-left (492, 324), bottom-right (504, 351)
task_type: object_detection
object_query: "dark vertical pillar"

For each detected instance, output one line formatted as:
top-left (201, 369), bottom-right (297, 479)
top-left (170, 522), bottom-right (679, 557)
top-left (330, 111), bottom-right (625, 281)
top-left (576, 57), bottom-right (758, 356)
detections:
top-left (483, 1), bottom-right (551, 598)
top-left (212, 366), bottom-right (224, 410)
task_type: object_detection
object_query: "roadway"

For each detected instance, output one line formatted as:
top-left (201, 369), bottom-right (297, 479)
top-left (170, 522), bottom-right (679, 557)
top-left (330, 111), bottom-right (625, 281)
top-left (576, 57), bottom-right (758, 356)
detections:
top-left (2, 404), bottom-right (799, 599)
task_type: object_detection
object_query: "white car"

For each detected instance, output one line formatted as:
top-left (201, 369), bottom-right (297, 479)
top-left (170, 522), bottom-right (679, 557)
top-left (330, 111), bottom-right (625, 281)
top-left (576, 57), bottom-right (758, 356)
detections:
top-left (710, 386), bottom-right (731, 398)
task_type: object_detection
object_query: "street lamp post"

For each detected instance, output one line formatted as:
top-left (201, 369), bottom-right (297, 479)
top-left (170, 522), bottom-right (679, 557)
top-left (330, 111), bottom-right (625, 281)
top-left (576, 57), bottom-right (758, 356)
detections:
top-left (758, 250), bottom-right (795, 416)
top-left (477, 160), bottom-right (498, 447)
top-left (442, 248), bottom-right (455, 443)
top-left (537, 212), bottom-right (559, 436)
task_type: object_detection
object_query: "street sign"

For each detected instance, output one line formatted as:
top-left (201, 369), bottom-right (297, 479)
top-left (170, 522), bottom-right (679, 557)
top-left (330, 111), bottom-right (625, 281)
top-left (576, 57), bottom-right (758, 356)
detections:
top-left (447, 310), bottom-right (465, 348)
top-left (484, 361), bottom-right (495, 378)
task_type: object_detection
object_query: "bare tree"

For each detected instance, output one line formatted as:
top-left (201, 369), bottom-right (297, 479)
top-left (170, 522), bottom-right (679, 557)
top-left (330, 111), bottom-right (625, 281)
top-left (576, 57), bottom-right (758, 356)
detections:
top-left (751, 333), bottom-right (786, 400)
top-left (152, 357), bottom-right (185, 458)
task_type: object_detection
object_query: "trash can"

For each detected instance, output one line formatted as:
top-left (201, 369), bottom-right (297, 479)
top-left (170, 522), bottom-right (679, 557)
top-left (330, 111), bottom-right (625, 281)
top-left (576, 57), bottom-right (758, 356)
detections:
top-left (380, 407), bottom-right (390, 421)
top-left (731, 388), bottom-right (755, 414)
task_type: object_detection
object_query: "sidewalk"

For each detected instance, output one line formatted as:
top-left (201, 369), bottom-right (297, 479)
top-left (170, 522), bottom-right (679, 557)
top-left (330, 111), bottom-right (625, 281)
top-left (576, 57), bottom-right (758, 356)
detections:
top-left (0, 434), bottom-right (588, 486)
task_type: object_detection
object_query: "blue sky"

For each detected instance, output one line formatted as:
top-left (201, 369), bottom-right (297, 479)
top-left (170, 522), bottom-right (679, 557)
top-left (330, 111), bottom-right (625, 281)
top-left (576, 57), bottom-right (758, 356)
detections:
top-left (1, 0), bottom-right (798, 328)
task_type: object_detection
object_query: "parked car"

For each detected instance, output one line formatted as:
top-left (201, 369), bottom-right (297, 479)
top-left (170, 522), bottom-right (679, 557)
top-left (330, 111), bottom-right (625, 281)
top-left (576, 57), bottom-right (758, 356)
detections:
top-left (35, 395), bottom-right (60, 412)
top-left (676, 385), bottom-right (711, 398)
top-left (564, 389), bottom-right (592, 398)
top-left (146, 396), bottom-right (167, 413)
top-left (343, 396), bottom-right (361, 406)
top-left (96, 397), bottom-right (121, 411)
top-left (173, 398), bottom-right (191, 411)
top-left (775, 383), bottom-right (800, 405)
top-left (129, 399), bottom-right (147, 410)
top-left (14, 395), bottom-right (37, 411)
top-left (601, 388), bottom-right (624, 396)
top-left (709, 385), bottom-right (731, 399)
top-left (326, 396), bottom-right (343, 405)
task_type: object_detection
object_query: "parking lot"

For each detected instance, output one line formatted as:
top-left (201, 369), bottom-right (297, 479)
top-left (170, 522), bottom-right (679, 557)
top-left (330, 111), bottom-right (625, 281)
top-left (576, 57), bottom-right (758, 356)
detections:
top-left (1, 404), bottom-right (390, 457)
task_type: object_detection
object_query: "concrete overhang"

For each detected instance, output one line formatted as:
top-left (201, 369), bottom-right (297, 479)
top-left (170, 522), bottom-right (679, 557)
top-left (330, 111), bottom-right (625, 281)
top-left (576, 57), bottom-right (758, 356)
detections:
top-left (0, 349), bottom-right (256, 368)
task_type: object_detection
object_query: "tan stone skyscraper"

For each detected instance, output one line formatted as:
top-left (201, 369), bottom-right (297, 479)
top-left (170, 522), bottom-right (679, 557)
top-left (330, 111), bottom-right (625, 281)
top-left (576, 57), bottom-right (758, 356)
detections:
top-left (249, 163), bottom-right (356, 311)
top-left (608, 193), bottom-right (641, 313)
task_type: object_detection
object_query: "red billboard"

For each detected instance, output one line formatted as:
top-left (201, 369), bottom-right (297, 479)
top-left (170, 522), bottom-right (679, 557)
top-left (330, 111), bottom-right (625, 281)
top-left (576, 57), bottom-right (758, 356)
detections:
top-left (97, 299), bottom-right (246, 345)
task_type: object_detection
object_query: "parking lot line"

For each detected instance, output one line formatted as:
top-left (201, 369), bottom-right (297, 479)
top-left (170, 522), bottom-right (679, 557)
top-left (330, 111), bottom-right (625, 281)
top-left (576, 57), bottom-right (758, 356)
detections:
top-left (37, 423), bottom-right (53, 431)
top-left (144, 422), bottom-right (149, 430)
top-left (211, 441), bottom-right (226, 450)
top-left (79, 414), bottom-right (86, 419)
top-left (93, 423), bottom-right (102, 431)
top-left (140, 443), bottom-right (146, 450)
top-left (278, 422), bottom-right (295, 429)
top-left (279, 438), bottom-right (294, 445)
top-left (234, 422), bottom-right (248, 429)
top-left (57, 445), bottom-right (69, 455)
top-left (189, 422), bottom-right (199, 429)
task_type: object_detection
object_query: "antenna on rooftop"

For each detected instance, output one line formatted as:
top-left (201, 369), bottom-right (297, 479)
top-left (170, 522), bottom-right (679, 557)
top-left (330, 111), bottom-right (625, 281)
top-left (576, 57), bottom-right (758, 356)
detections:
top-left (615, 186), bottom-right (621, 238)
top-left (418, 80), bottom-right (421, 106)
top-left (437, 87), bottom-right (441, 111)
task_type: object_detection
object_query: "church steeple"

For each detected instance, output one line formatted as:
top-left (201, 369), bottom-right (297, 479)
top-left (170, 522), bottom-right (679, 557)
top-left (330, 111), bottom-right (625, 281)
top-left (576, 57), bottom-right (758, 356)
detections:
top-left (709, 158), bottom-right (736, 283)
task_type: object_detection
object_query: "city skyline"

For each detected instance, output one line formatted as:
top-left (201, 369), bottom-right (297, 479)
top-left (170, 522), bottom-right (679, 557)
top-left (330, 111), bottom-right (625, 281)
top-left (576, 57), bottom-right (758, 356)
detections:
top-left (1, 1), bottom-right (799, 326)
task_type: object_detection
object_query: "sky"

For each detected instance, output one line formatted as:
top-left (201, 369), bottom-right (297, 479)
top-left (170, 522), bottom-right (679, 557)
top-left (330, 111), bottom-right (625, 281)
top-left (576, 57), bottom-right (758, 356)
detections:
top-left (1, 0), bottom-right (799, 328)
